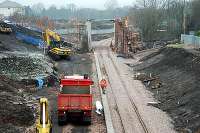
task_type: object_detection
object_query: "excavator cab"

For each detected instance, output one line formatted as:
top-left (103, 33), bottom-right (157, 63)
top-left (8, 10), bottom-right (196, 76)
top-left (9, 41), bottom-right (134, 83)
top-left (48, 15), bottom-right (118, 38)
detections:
top-left (36, 98), bottom-right (52, 133)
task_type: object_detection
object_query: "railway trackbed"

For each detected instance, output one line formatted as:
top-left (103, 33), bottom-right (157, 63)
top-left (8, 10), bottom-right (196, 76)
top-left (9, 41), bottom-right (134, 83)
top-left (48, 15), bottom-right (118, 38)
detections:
top-left (96, 47), bottom-right (150, 133)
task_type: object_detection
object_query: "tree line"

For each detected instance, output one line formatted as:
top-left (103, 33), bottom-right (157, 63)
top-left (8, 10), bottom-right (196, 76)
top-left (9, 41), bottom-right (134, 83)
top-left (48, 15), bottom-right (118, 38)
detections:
top-left (28, 3), bottom-right (130, 20)
top-left (129, 0), bottom-right (200, 42)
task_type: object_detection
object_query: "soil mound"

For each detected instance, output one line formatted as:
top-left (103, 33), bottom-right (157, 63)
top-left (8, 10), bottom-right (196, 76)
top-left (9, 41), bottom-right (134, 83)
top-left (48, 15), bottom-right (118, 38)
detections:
top-left (0, 76), bottom-right (36, 133)
top-left (132, 47), bottom-right (200, 132)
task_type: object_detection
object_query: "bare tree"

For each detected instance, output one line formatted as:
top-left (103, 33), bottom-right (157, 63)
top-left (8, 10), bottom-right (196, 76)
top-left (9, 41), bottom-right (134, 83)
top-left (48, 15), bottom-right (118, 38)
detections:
top-left (129, 0), bottom-right (187, 41)
top-left (130, 0), bottom-right (162, 41)
top-left (191, 0), bottom-right (200, 31)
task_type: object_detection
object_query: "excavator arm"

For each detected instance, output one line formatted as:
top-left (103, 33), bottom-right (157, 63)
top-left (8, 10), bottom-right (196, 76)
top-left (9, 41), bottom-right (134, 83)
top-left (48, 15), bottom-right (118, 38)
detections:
top-left (36, 98), bottom-right (52, 133)
top-left (43, 29), bottom-right (61, 47)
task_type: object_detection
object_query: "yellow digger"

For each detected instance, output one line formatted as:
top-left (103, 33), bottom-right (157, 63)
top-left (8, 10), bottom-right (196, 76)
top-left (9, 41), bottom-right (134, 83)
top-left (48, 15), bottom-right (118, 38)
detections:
top-left (36, 98), bottom-right (52, 133)
top-left (43, 29), bottom-right (72, 60)
top-left (0, 22), bottom-right (12, 34)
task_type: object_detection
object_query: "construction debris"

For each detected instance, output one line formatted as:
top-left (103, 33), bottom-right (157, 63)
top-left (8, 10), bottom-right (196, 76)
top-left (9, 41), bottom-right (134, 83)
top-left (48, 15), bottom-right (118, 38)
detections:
top-left (134, 72), bottom-right (162, 89)
top-left (147, 101), bottom-right (161, 108)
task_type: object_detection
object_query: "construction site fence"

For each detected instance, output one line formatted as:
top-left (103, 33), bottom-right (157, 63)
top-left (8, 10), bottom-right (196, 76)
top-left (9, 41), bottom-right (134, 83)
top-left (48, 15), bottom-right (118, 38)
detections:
top-left (181, 34), bottom-right (200, 48)
top-left (16, 32), bottom-right (44, 48)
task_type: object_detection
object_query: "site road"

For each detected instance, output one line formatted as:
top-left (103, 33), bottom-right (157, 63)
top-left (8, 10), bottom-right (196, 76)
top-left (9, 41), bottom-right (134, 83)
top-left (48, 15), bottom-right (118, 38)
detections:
top-left (93, 38), bottom-right (177, 133)
top-left (50, 54), bottom-right (106, 133)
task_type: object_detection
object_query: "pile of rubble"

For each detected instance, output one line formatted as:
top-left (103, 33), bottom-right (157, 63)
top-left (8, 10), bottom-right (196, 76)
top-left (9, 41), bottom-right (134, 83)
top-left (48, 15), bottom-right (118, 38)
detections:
top-left (0, 53), bottom-right (53, 81)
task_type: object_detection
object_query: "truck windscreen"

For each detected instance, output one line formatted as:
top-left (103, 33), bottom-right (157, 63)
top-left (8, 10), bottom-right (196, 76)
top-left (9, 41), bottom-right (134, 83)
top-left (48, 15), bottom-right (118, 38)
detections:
top-left (61, 86), bottom-right (90, 94)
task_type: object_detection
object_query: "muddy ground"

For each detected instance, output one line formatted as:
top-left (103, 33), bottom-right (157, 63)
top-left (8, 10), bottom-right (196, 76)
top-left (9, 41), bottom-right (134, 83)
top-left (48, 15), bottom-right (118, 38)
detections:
top-left (130, 47), bottom-right (200, 133)
top-left (0, 24), bottom-right (53, 132)
top-left (0, 76), bottom-right (36, 133)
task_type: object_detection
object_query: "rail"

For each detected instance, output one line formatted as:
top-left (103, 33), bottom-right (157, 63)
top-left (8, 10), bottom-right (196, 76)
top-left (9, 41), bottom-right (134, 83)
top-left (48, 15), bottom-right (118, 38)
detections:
top-left (108, 52), bottom-right (149, 133)
top-left (97, 46), bottom-right (150, 133)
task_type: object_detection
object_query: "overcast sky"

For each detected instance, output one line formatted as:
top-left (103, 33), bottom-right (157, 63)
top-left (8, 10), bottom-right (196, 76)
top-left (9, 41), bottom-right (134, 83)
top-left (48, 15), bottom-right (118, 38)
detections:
top-left (0, 0), bottom-right (135, 9)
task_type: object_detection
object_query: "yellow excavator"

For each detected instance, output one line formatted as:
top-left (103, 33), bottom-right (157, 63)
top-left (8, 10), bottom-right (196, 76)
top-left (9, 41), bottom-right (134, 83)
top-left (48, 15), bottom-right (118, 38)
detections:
top-left (0, 22), bottom-right (12, 34)
top-left (36, 98), bottom-right (52, 133)
top-left (43, 29), bottom-right (72, 60)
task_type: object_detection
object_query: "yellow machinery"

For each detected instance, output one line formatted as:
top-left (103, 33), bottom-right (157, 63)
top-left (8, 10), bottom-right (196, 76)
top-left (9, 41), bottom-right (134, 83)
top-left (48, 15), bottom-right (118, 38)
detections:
top-left (0, 23), bottom-right (12, 34)
top-left (36, 98), bottom-right (52, 133)
top-left (43, 29), bottom-right (72, 60)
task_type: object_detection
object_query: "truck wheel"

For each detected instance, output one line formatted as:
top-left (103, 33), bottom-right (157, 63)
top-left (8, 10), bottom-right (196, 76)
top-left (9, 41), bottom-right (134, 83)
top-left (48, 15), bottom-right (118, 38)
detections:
top-left (87, 119), bottom-right (91, 125)
top-left (65, 56), bottom-right (71, 61)
top-left (58, 116), bottom-right (66, 126)
top-left (49, 52), bottom-right (60, 61)
top-left (52, 55), bottom-right (60, 61)
top-left (58, 120), bottom-right (63, 126)
top-left (83, 74), bottom-right (89, 79)
top-left (83, 116), bottom-right (91, 125)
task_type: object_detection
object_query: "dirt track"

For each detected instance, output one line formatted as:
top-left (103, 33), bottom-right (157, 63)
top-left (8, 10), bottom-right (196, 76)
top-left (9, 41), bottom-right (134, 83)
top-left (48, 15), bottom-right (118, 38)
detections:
top-left (58, 54), bottom-right (106, 133)
top-left (34, 53), bottom-right (106, 133)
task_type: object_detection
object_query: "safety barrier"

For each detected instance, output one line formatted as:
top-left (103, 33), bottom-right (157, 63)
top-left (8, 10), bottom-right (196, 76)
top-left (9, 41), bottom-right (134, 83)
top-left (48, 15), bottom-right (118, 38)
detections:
top-left (16, 32), bottom-right (44, 48)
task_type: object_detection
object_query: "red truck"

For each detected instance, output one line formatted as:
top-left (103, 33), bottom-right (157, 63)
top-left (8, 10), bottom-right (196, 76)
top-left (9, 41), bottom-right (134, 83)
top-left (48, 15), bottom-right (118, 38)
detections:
top-left (57, 75), bottom-right (93, 125)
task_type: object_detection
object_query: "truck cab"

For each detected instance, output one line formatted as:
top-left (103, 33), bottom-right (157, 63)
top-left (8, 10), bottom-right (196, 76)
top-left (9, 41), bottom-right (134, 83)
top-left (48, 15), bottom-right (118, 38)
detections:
top-left (57, 75), bottom-right (94, 125)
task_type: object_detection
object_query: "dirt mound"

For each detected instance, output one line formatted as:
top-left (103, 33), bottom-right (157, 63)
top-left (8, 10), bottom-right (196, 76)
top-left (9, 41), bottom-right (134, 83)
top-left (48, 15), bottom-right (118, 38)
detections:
top-left (11, 24), bottom-right (42, 39)
top-left (131, 47), bottom-right (200, 132)
top-left (0, 33), bottom-right (40, 52)
top-left (0, 76), bottom-right (36, 133)
top-left (0, 124), bottom-right (25, 133)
